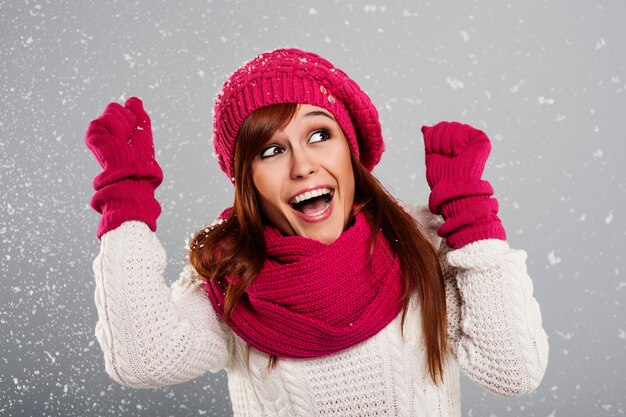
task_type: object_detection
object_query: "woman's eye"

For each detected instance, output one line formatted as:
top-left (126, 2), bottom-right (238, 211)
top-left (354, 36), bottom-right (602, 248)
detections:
top-left (309, 129), bottom-right (331, 144)
top-left (260, 145), bottom-right (284, 159)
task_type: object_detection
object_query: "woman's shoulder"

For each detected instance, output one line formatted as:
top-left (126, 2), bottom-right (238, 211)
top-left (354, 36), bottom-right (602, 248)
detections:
top-left (400, 203), bottom-right (443, 249)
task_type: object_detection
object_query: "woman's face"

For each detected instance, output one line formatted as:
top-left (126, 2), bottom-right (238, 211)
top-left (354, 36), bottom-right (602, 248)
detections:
top-left (251, 104), bottom-right (355, 244)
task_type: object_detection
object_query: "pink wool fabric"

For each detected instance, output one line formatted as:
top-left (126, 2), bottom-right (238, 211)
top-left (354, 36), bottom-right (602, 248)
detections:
top-left (212, 48), bottom-right (385, 182)
top-left (421, 121), bottom-right (506, 248)
top-left (204, 212), bottom-right (404, 359)
top-left (86, 97), bottom-right (163, 239)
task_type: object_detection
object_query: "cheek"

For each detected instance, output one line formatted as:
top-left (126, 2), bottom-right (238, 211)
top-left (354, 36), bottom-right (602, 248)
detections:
top-left (252, 165), bottom-right (273, 200)
top-left (252, 168), bottom-right (283, 215)
top-left (343, 170), bottom-right (356, 207)
top-left (334, 145), bottom-right (355, 196)
top-left (253, 172), bottom-right (294, 235)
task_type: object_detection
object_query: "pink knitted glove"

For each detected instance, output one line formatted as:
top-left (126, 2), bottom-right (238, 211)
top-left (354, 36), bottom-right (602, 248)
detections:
top-left (421, 121), bottom-right (506, 249)
top-left (85, 97), bottom-right (163, 239)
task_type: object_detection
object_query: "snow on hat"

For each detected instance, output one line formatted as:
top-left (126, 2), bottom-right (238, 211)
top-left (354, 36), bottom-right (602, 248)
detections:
top-left (212, 48), bottom-right (384, 182)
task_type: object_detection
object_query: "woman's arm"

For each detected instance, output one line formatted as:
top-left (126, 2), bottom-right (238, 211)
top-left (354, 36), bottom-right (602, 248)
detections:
top-left (408, 204), bottom-right (548, 396)
top-left (93, 220), bottom-right (230, 388)
top-left (85, 98), bottom-right (231, 387)
top-left (441, 236), bottom-right (549, 396)
top-left (417, 122), bottom-right (549, 395)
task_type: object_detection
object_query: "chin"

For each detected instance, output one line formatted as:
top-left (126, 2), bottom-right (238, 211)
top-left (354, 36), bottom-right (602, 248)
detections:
top-left (311, 234), bottom-right (337, 244)
top-left (303, 225), bottom-right (343, 244)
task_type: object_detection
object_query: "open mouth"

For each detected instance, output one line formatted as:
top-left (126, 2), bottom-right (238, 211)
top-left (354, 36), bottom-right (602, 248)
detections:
top-left (289, 188), bottom-right (334, 217)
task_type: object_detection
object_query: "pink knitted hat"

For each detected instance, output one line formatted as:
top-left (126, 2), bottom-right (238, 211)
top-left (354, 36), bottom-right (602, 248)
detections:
top-left (213, 48), bottom-right (384, 182)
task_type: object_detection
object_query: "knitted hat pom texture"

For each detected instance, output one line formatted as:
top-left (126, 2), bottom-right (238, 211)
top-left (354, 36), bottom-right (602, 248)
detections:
top-left (212, 48), bottom-right (385, 182)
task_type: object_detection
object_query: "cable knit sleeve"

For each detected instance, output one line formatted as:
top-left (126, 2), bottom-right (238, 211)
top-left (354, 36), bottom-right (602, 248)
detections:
top-left (92, 221), bottom-right (231, 388)
top-left (406, 205), bottom-right (549, 397)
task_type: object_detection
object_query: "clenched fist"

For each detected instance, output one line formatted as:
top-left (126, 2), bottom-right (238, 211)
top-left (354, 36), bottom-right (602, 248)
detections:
top-left (86, 97), bottom-right (162, 188)
top-left (420, 121), bottom-right (505, 248)
top-left (421, 121), bottom-right (491, 190)
top-left (85, 97), bottom-right (163, 239)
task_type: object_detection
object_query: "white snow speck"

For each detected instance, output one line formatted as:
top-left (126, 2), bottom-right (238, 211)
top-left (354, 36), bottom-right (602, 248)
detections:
top-left (538, 96), bottom-right (554, 105)
top-left (44, 350), bottom-right (56, 364)
top-left (510, 79), bottom-right (525, 93)
top-left (605, 210), bottom-right (613, 224)
top-left (595, 37), bottom-right (606, 50)
top-left (556, 330), bottom-right (574, 340)
top-left (547, 251), bottom-right (561, 265)
top-left (309, 8), bottom-right (318, 15)
top-left (446, 77), bottom-right (464, 90)
top-left (123, 53), bottom-right (135, 69)
top-left (459, 31), bottom-right (470, 43)
top-left (592, 149), bottom-right (603, 158)
top-left (618, 329), bottom-right (626, 340)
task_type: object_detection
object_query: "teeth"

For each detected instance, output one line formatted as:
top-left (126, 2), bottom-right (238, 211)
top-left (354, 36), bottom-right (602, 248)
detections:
top-left (290, 188), bottom-right (331, 204)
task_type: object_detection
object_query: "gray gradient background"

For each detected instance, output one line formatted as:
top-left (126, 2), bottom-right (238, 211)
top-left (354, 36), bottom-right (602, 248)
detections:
top-left (1, 0), bottom-right (624, 416)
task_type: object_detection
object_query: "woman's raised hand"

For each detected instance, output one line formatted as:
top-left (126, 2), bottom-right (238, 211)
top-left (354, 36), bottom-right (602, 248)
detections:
top-left (421, 121), bottom-right (506, 249)
top-left (86, 97), bottom-right (160, 182)
top-left (85, 97), bottom-right (163, 239)
top-left (421, 122), bottom-right (491, 190)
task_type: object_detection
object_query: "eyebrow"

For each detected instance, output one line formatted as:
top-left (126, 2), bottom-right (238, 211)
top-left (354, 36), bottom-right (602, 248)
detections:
top-left (302, 110), bottom-right (336, 121)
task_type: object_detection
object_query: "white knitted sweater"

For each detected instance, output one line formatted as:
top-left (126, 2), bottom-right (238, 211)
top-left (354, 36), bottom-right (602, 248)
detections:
top-left (92, 205), bottom-right (549, 416)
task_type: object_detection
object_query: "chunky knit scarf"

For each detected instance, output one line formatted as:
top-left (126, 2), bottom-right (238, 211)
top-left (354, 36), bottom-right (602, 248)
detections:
top-left (205, 212), bottom-right (404, 359)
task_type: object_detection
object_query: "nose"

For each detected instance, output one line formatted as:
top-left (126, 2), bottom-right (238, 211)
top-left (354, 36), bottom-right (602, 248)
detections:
top-left (290, 147), bottom-right (317, 179)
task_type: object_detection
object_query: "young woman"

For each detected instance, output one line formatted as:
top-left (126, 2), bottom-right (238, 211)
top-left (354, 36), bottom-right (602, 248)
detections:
top-left (85, 48), bottom-right (548, 416)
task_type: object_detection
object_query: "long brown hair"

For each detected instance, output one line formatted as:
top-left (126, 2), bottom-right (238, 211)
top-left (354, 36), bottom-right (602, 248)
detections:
top-left (189, 103), bottom-right (448, 383)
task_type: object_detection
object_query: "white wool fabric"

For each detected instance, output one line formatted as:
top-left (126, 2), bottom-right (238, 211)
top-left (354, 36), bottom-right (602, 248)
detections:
top-left (92, 205), bottom-right (549, 417)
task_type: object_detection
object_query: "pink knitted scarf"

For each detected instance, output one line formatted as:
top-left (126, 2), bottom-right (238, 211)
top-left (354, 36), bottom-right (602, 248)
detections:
top-left (205, 212), bottom-right (404, 359)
